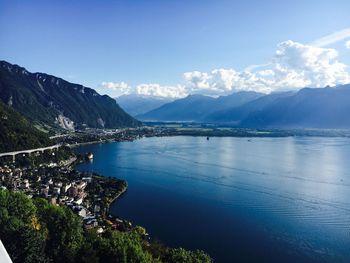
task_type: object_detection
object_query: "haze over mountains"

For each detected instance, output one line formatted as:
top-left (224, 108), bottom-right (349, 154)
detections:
top-left (116, 94), bottom-right (173, 116)
top-left (135, 85), bottom-right (350, 128)
top-left (137, 91), bottom-right (263, 122)
top-left (0, 61), bottom-right (139, 130)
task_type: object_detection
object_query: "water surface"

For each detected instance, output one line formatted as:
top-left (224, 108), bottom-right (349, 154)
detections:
top-left (76, 136), bottom-right (350, 262)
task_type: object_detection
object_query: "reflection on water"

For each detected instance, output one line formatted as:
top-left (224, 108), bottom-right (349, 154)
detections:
top-left (76, 136), bottom-right (350, 263)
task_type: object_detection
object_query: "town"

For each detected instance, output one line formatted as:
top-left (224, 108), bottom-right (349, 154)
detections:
top-left (0, 145), bottom-right (144, 238)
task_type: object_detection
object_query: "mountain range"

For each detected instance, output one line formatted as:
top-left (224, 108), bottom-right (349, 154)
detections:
top-left (0, 61), bottom-right (139, 130)
top-left (137, 91), bottom-right (263, 122)
top-left (2, 60), bottom-right (350, 132)
top-left (241, 85), bottom-right (350, 128)
top-left (136, 85), bottom-right (350, 128)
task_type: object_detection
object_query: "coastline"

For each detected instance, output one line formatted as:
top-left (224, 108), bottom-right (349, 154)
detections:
top-left (108, 182), bottom-right (128, 210)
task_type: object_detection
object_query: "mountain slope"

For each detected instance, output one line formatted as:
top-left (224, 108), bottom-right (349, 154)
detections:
top-left (138, 91), bottom-right (263, 122)
top-left (0, 101), bottom-right (51, 152)
top-left (208, 91), bottom-right (264, 113)
top-left (0, 61), bottom-right (140, 129)
top-left (137, 94), bottom-right (216, 121)
top-left (241, 85), bottom-right (350, 128)
top-left (116, 94), bottom-right (173, 116)
top-left (205, 92), bottom-right (294, 124)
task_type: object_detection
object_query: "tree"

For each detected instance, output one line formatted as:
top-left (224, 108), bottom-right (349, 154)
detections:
top-left (0, 190), bottom-right (47, 263)
top-left (165, 248), bottom-right (213, 263)
top-left (36, 202), bottom-right (83, 263)
top-left (95, 231), bottom-right (154, 263)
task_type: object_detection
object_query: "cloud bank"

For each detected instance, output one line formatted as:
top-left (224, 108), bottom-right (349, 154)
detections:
top-left (102, 40), bottom-right (350, 98)
top-left (101, 82), bottom-right (186, 98)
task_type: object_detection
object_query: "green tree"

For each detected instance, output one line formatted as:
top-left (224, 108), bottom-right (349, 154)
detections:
top-left (0, 190), bottom-right (47, 263)
top-left (37, 202), bottom-right (83, 263)
top-left (95, 231), bottom-right (153, 263)
top-left (166, 248), bottom-right (213, 263)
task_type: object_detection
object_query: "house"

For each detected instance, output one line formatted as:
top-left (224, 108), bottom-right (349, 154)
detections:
top-left (53, 187), bottom-right (61, 195)
top-left (94, 204), bottom-right (101, 213)
top-left (62, 183), bottom-right (72, 194)
top-left (76, 181), bottom-right (87, 190)
top-left (74, 206), bottom-right (87, 217)
top-left (21, 179), bottom-right (30, 189)
top-left (67, 186), bottom-right (78, 198)
top-left (74, 197), bottom-right (83, 205)
top-left (41, 185), bottom-right (49, 197)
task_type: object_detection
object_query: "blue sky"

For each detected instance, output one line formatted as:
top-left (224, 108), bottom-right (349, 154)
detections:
top-left (1, 0), bottom-right (350, 97)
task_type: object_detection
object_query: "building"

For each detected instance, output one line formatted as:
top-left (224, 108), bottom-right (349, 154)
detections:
top-left (67, 186), bottom-right (78, 198)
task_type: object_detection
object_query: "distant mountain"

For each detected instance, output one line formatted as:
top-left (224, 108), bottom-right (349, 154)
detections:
top-left (138, 85), bottom-right (350, 128)
top-left (0, 61), bottom-right (140, 130)
top-left (0, 101), bottom-right (51, 152)
top-left (205, 91), bottom-right (294, 124)
top-left (208, 91), bottom-right (264, 113)
top-left (241, 85), bottom-right (350, 128)
top-left (138, 94), bottom-right (216, 121)
top-left (116, 94), bottom-right (173, 116)
top-left (138, 91), bottom-right (263, 122)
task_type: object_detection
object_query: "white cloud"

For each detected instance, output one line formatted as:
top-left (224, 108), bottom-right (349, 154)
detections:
top-left (183, 40), bottom-right (350, 95)
top-left (101, 82), bottom-right (187, 98)
top-left (101, 40), bottom-right (350, 98)
top-left (346, 40), bottom-right (350, 49)
top-left (311, 28), bottom-right (350, 47)
top-left (135, 83), bottom-right (187, 98)
top-left (272, 40), bottom-right (350, 88)
top-left (184, 69), bottom-right (273, 95)
top-left (101, 81), bottom-right (132, 97)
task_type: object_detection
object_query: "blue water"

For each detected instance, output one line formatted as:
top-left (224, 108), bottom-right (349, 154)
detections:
top-left (75, 136), bottom-right (350, 263)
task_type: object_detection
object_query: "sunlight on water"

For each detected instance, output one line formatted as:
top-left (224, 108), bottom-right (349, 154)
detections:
top-left (76, 136), bottom-right (350, 263)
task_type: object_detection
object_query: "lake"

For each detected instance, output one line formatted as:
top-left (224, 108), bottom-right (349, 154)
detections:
top-left (75, 136), bottom-right (350, 263)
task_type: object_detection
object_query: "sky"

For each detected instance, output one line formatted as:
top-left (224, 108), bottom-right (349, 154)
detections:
top-left (1, 0), bottom-right (350, 98)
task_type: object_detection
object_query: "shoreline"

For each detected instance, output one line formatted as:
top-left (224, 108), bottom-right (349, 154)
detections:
top-left (108, 183), bottom-right (128, 211)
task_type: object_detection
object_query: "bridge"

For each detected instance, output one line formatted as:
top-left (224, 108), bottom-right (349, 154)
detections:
top-left (0, 144), bottom-right (61, 162)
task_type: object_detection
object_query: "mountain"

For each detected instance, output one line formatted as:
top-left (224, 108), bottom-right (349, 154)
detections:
top-left (205, 91), bottom-right (294, 124)
top-left (0, 101), bottom-right (51, 152)
top-left (0, 61), bottom-right (140, 130)
top-left (241, 85), bottom-right (350, 128)
top-left (116, 94), bottom-right (173, 116)
top-left (138, 94), bottom-right (216, 121)
top-left (208, 91), bottom-right (264, 113)
top-left (138, 91), bottom-right (263, 122)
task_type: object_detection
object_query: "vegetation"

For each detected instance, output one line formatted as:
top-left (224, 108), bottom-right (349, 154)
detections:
top-left (85, 174), bottom-right (128, 214)
top-left (0, 101), bottom-right (51, 152)
top-left (0, 190), bottom-right (212, 263)
top-left (0, 60), bottom-right (140, 129)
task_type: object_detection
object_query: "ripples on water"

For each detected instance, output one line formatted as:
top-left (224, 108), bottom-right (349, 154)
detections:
top-left (76, 136), bottom-right (350, 263)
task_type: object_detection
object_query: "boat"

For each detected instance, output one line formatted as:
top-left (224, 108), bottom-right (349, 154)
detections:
top-left (86, 152), bottom-right (94, 160)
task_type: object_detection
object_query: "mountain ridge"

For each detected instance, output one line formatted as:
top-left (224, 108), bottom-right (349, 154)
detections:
top-left (137, 91), bottom-right (264, 122)
top-left (116, 94), bottom-right (173, 116)
top-left (0, 60), bottom-right (140, 130)
top-left (137, 84), bottom-right (350, 128)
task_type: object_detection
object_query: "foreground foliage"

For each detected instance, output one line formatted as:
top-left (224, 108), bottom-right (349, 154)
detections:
top-left (0, 101), bottom-right (51, 152)
top-left (0, 190), bottom-right (212, 263)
